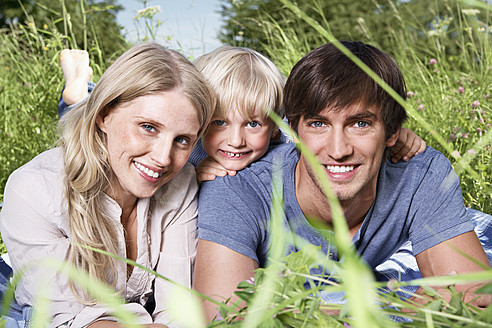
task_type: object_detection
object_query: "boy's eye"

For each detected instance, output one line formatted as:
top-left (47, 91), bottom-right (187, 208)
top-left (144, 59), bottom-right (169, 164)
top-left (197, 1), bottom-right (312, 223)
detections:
top-left (247, 121), bottom-right (260, 128)
top-left (142, 124), bottom-right (156, 132)
top-left (308, 121), bottom-right (325, 128)
top-left (213, 120), bottom-right (226, 126)
top-left (175, 136), bottom-right (189, 145)
top-left (354, 121), bottom-right (369, 128)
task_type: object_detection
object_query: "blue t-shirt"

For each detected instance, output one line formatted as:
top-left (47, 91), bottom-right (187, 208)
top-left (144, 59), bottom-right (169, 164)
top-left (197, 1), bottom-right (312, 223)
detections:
top-left (198, 143), bottom-right (474, 276)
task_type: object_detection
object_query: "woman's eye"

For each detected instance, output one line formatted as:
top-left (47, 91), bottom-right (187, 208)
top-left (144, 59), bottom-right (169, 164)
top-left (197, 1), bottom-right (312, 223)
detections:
top-left (142, 124), bottom-right (156, 132)
top-left (354, 121), bottom-right (369, 128)
top-left (309, 121), bottom-right (324, 128)
top-left (213, 120), bottom-right (226, 126)
top-left (175, 137), bottom-right (189, 145)
top-left (247, 121), bottom-right (260, 128)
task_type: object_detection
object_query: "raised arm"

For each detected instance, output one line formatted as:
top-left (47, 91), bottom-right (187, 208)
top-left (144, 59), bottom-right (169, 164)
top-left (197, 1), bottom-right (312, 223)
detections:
top-left (193, 239), bottom-right (259, 322)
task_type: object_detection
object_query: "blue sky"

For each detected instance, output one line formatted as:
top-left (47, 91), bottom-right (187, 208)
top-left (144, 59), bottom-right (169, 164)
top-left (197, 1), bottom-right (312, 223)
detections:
top-left (116, 0), bottom-right (223, 58)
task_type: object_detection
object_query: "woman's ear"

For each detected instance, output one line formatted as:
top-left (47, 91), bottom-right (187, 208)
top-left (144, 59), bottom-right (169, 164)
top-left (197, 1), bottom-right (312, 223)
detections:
top-left (96, 114), bottom-right (108, 133)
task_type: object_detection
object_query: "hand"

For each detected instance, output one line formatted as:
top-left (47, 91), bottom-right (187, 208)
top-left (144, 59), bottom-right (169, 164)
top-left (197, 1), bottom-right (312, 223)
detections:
top-left (390, 128), bottom-right (426, 163)
top-left (196, 156), bottom-right (237, 183)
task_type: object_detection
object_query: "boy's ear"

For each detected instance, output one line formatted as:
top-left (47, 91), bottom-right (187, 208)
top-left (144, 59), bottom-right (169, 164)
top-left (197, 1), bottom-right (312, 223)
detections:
top-left (385, 128), bottom-right (400, 147)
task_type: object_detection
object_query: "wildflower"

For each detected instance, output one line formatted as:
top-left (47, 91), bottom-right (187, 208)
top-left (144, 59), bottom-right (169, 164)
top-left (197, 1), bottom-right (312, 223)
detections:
top-left (418, 104), bottom-right (425, 111)
top-left (135, 5), bottom-right (161, 19)
top-left (472, 100), bottom-right (480, 108)
top-left (387, 279), bottom-right (399, 291)
top-left (24, 82), bottom-right (31, 88)
top-left (458, 87), bottom-right (465, 94)
top-left (451, 150), bottom-right (461, 158)
top-left (462, 9), bottom-right (480, 16)
top-left (43, 24), bottom-right (48, 29)
top-left (429, 58), bottom-right (437, 65)
top-left (407, 91), bottom-right (415, 97)
top-left (43, 47), bottom-right (48, 51)
top-left (486, 94), bottom-right (490, 100)
top-left (449, 133), bottom-right (457, 142)
top-left (477, 128), bottom-right (482, 136)
top-left (434, 69), bottom-right (440, 73)
top-left (467, 149), bottom-right (477, 155)
top-left (462, 132), bottom-right (469, 139)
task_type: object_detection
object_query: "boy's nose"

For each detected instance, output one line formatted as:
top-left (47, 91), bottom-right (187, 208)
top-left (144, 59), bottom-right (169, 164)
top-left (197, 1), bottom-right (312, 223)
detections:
top-left (227, 127), bottom-right (246, 148)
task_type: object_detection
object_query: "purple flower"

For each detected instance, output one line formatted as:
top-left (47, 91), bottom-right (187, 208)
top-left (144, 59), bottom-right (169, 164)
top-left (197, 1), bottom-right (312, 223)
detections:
top-left (472, 100), bottom-right (480, 108)
top-left (429, 58), bottom-right (437, 65)
top-left (462, 132), bottom-right (469, 139)
top-left (467, 149), bottom-right (477, 155)
top-left (458, 87), bottom-right (465, 94)
top-left (451, 150), bottom-right (461, 158)
top-left (449, 133), bottom-right (457, 142)
top-left (434, 69), bottom-right (440, 73)
top-left (418, 104), bottom-right (425, 111)
top-left (407, 91), bottom-right (416, 97)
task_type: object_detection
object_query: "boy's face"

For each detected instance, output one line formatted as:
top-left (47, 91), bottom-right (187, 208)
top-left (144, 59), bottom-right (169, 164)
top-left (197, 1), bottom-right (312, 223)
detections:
top-left (202, 109), bottom-right (277, 171)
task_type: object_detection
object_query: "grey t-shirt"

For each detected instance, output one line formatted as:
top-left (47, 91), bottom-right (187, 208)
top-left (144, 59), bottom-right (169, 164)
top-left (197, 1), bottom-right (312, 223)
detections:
top-left (198, 143), bottom-right (474, 276)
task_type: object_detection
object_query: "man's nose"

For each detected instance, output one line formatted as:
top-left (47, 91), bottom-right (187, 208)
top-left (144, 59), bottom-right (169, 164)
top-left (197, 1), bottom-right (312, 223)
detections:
top-left (327, 129), bottom-right (353, 161)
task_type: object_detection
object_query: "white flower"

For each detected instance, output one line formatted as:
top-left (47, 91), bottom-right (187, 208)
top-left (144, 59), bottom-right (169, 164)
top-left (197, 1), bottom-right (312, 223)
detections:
top-left (462, 9), bottom-right (480, 16)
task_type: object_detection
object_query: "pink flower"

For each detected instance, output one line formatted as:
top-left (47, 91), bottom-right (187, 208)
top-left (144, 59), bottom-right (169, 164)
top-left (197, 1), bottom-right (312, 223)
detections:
top-left (462, 132), bottom-right (469, 139)
top-left (434, 69), bottom-right (440, 73)
top-left (467, 149), bottom-right (477, 155)
top-left (458, 87), bottom-right (465, 94)
top-left (451, 150), bottom-right (461, 158)
top-left (418, 104), bottom-right (425, 111)
top-left (407, 91), bottom-right (416, 97)
top-left (486, 94), bottom-right (490, 100)
top-left (429, 58), bottom-right (437, 65)
top-left (472, 100), bottom-right (480, 108)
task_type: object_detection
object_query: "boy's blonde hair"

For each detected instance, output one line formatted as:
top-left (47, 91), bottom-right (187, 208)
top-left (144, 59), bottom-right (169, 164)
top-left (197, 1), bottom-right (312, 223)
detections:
top-left (194, 46), bottom-right (285, 120)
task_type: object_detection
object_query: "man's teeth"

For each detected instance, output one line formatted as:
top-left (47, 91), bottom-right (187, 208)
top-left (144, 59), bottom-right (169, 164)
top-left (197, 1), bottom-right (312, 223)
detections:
top-left (135, 162), bottom-right (162, 178)
top-left (225, 151), bottom-right (243, 158)
top-left (325, 165), bottom-right (355, 173)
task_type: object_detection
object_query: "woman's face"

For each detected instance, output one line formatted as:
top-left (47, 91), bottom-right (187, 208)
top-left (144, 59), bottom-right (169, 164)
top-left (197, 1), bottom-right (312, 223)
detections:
top-left (97, 90), bottom-right (200, 204)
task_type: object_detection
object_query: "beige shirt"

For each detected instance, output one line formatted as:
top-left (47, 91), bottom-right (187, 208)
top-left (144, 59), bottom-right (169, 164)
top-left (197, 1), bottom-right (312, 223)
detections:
top-left (0, 148), bottom-right (198, 327)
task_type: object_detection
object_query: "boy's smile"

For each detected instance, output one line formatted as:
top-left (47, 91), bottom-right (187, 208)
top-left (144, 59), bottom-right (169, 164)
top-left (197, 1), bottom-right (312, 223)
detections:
top-left (202, 110), bottom-right (277, 171)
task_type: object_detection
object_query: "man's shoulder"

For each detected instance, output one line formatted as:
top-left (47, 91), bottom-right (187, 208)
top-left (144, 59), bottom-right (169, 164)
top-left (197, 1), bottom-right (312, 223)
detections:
top-left (384, 146), bottom-right (451, 175)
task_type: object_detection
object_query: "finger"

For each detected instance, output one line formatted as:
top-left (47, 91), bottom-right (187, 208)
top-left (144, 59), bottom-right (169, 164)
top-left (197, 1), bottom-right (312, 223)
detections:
top-left (197, 173), bottom-right (217, 183)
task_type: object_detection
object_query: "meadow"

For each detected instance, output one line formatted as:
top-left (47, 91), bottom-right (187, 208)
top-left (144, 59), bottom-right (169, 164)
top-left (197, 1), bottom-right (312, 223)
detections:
top-left (0, 0), bottom-right (491, 327)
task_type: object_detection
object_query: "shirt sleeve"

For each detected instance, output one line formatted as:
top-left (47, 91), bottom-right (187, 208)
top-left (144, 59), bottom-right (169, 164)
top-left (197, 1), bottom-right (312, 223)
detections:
top-left (408, 151), bottom-right (475, 255)
top-left (197, 174), bottom-right (269, 264)
top-left (151, 164), bottom-right (199, 327)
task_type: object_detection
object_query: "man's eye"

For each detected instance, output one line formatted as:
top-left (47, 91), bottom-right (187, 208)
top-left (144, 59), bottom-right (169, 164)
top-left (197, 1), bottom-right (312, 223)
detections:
top-left (213, 120), bottom-right (226, 126)
top-left (175, 136), bottom-right (189, 145)
top-left (142, 124), bottom-right (156, 132)
top-left (354, 121), bottom-right (369, 128)
top-left (309, 121), bottom-right (324, 128)
top-left (247, 121), bottom-right (260, 128)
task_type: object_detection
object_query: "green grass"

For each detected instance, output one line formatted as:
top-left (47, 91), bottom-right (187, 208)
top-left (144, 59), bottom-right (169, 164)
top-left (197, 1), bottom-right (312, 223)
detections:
top-left (0, 0), bottom-right (491, 327)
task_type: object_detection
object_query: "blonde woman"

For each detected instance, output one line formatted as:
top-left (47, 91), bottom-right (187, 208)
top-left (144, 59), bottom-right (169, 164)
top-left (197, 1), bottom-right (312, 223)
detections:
top-left (0, 43), bottom-right (215, 327)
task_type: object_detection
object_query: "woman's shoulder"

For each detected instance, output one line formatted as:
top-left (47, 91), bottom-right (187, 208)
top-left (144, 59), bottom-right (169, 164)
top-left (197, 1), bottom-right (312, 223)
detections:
top-left (153, 162), bottom-right (198, 203)
top-left (8, 148), bottom-right (63, 187)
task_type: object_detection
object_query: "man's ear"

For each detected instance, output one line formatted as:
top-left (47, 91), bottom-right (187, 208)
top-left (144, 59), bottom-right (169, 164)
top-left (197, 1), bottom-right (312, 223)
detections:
top-left (385, 128), bottom-right (400, 147)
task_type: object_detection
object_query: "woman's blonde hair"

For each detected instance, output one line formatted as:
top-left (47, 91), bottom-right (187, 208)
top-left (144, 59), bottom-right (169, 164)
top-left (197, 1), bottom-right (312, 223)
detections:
top-left (194, 46), bottom-right (285, 120)
top-left (57, 43), bottom-right (215, 296)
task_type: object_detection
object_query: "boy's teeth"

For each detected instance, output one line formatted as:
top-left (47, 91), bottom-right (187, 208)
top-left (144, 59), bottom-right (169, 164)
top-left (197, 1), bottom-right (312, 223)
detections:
top-left (325, 165), bottom-right (355, 173)
top-left (225, 151), bottom-right (242, 158)
top-left (135, 162), bottom-right (161, 178)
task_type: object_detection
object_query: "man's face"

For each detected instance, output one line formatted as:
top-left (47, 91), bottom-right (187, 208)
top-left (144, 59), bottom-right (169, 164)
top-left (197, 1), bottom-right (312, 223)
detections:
top-left (295, 103), bottom-right (398, 202)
